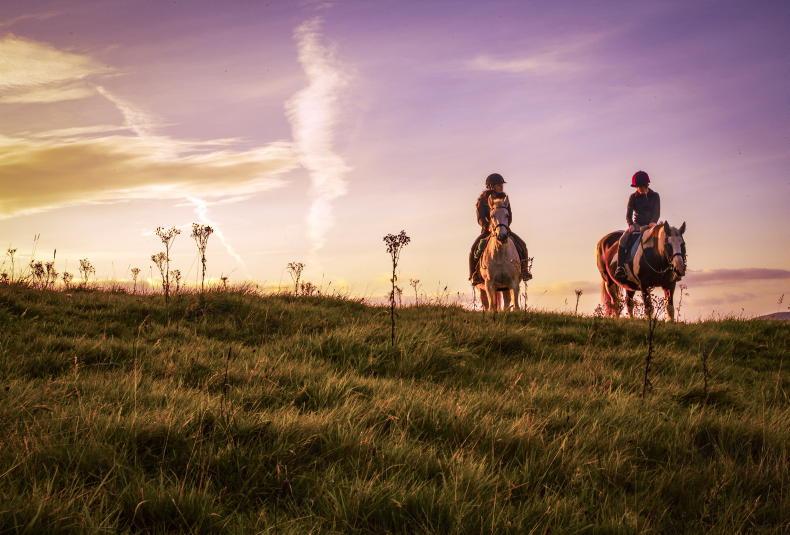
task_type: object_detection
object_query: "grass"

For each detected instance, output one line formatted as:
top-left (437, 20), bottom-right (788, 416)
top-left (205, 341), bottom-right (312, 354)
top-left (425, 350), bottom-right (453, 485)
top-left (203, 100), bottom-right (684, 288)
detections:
top-left (0, 284), bottom-right (787, 533)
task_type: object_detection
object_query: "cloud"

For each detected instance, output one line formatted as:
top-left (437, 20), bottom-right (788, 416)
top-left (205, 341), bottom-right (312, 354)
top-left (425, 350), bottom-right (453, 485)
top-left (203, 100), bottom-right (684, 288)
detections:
top-left (0, 82), bottom-right (94, 103)
top-left (189, 197), bottom-right (249, 276)
top-left (693, 292), bottom-right (758, 307)
top-left (0, 35), bottom-right (111, 103)
top-left (467, 53), bottom-right (574, 75)
top-left (531, 280), bottom-right (600, 296)
top-left (95, 85), bottom-right (156, 138)
top-left (684, 268), bottom-right (790, 286)
top-left (0, 134), bottom-right (298, 218)
top-left (0, 11), bottom-right (60, 30)
top-left (286, 17), bottom-right (350, 254)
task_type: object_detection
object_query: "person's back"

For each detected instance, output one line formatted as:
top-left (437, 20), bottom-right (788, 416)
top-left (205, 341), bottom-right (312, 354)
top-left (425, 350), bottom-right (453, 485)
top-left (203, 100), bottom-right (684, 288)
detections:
top-left (615, 170), bottom-right (660, 281)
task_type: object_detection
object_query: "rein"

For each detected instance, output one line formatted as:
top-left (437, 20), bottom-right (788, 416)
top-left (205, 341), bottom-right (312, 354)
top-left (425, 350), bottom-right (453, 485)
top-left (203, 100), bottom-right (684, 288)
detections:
top-left (639, 232), bottom-right (685, 275)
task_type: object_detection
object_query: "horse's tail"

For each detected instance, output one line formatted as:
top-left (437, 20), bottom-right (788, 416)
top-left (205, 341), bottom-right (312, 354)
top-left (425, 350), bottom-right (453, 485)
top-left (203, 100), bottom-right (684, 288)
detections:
top-left (596, 231), bottom-right (623, 316)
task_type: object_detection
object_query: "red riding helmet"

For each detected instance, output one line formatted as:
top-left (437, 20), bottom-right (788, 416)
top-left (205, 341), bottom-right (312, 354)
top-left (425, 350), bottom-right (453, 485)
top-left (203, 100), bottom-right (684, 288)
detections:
top-left (631, 170), bottom-right (650, 188)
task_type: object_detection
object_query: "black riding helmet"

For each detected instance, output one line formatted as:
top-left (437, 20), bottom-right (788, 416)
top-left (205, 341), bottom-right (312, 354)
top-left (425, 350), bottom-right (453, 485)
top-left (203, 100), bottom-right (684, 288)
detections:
top-left (485, 173), bottom-right (506, 188)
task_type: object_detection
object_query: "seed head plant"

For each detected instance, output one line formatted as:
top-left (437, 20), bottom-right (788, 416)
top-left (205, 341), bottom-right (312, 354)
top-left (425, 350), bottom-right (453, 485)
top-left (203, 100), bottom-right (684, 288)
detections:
top-left (190, 223), bottom-right (213, 293)
top-left (300, 281), bottom-right (317, 297)
top-left (61, 271), bottom-right (73, 289)
top-left (6, 248), bottom-right (17, 283)
top-left (574, 288), bottom-right (584, 315)
top-left (170, 269), bottom-right (182, 294)
top-left (45, 261), bottom-right (58, 289)
top-left (154, 226), bottom-right (180, 302)
top-left (30, 260), bottom-right (45, 288)
top-left (0, 272), bottom-right (8, 285)
top-left (287, 262), bottom-right (305, 296)
top-left (78, 259), bottom-right (95, 287)
top-left (409, 278), bottom-right (420, 306)
top-left (221, 276), bottom-right (229, 291)
top-left (130, 267), bottom-right (141, 294)
top-left (151, 253), bottom-right (167, 296)
top-left (383, 230), bottom-right (410, 347)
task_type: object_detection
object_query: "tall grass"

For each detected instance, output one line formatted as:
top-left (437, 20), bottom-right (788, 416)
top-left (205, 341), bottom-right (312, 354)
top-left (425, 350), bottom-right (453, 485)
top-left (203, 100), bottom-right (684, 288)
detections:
top-left (0, 285), bottom-right (787, 533)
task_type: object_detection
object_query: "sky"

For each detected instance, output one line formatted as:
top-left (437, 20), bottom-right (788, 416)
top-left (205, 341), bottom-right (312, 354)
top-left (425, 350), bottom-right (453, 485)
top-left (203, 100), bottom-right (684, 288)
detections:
top-left (0, 0), bottom-right (788, 319)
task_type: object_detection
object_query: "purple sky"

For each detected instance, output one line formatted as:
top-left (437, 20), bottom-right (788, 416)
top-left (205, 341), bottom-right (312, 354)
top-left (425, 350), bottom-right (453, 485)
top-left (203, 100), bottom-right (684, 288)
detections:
top-left (1, 0), bottom-right (788, 317)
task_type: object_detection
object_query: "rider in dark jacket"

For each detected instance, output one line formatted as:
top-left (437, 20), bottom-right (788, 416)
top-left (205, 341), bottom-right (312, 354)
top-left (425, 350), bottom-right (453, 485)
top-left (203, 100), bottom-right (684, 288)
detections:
top-left (468, 173), bottom-right (531, 284)
top-left (614, 170), bottom-right (661, 281)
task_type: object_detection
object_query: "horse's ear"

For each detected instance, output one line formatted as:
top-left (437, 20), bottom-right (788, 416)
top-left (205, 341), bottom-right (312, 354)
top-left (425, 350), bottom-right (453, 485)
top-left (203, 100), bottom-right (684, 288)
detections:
top-left (679, 221), bottom-right (686, 235)
top-left (663, 221), bottom-right (670, 234)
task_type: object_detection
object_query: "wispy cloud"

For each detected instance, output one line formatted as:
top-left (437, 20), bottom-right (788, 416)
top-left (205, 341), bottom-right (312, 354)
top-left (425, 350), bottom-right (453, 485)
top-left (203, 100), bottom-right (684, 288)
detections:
top-left (0, 11), bottom-right (60, 30)
top-left (0, 35), bottom-right (110, 103)
top-left (0, 134), bottom-right (297, 218)
top-left (684, 268), bottom-right (790, 286)
top-left (467, 52), bottom-right (574, 75)
top-left (286, 17), bottom-right (350, 254)
top-left (188, 196), bottom-right (249, 276)
top-left (94, 85), bottom-right (157, 138)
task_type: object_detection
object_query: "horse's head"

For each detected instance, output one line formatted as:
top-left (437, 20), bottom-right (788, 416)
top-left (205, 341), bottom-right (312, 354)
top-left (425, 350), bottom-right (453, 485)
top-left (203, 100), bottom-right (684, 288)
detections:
top-left (661, 221), bottom-right (687, 278)
top-left (488, 194), bottom-right (510, 242)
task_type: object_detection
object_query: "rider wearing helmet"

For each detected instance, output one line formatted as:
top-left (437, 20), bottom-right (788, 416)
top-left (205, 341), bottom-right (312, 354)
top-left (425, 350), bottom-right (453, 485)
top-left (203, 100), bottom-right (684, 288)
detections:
top-left (614, 170), bottom-right (661, 282)
top-left (468, 173), bottom-right (532, 284)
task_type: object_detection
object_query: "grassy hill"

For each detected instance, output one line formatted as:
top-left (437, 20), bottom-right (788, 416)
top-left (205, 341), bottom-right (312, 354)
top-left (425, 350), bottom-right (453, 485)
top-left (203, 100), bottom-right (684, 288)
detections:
top-left (0, 285), bottom-right (787, 533)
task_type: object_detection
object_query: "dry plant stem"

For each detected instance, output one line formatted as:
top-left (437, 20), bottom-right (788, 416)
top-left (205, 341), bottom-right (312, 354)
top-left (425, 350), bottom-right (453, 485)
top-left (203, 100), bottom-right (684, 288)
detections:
top-left (287, 262), bottom-right (304, 296)
top-left (155, 226), bottom-right (181, 303)
top-left (191, 223), bottom-right (214, 293)
top-left (383, 231), bottom-right (410, 348)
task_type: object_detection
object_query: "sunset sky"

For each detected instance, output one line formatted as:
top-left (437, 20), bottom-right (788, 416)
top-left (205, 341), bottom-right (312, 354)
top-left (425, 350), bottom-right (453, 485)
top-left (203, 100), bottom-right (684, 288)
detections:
top-left (1, 0), bottom-right (788, 318)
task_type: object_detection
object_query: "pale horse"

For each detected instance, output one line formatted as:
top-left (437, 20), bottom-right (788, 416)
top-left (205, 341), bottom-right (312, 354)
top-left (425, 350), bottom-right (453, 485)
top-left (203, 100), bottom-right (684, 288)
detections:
top-left (475, 195), bottom-right (522, 311)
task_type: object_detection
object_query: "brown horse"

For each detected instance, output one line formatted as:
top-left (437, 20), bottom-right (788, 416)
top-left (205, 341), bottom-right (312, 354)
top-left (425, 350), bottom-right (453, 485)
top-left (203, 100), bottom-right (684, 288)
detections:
top-left (475, 195), bottom-right (522, 311)
top-left (596, 221), bottom-right (687, 320)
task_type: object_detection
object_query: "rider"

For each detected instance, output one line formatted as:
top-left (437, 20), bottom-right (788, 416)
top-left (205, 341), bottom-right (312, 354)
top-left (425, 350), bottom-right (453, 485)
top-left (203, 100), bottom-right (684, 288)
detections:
top-left (614, 170), bottom-right (661, 282)
top-left (468, 173), bottom-right (532, 285)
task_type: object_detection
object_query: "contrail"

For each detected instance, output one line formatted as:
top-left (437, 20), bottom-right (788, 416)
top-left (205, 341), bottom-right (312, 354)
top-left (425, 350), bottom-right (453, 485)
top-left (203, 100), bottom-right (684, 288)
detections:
top-left (94, 85), bottom-right (154, 137)
top-left (286, 17), bottom-right (350, 254)
top-left (188, 196), bottom-right (249, 277)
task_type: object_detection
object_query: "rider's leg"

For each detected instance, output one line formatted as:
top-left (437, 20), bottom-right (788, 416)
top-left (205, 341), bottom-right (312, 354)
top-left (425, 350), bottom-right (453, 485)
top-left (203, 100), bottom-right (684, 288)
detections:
top-left (509, 232), bottom-right (532, 281)
top-left (469, 232), bottom-right (487, 282)
top-left (615, 231), bottom-right (632, 281)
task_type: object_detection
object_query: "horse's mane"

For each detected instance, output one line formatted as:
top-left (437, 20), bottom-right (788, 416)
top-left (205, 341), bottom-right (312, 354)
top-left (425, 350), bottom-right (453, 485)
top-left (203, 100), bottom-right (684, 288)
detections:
top-left (489, 192), bottom-right (509, 209)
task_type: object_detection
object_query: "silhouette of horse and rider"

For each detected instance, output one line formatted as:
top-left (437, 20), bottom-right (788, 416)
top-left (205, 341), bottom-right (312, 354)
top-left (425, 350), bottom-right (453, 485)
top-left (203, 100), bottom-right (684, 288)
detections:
top-left (469, 170), bottom-right (687, 316)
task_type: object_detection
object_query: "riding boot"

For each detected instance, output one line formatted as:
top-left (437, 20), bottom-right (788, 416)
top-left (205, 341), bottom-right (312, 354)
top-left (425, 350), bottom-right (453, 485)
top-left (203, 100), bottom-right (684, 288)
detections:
top-left (614, 244), bottom-right (629, 282)
top-left (520, 260), bottom-right (532, 281)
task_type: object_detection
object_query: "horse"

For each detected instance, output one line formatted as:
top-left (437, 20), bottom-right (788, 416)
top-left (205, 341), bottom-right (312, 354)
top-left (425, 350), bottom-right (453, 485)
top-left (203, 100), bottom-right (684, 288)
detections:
top-left (475, 195), bottom-right (522, 311)
top-left (596, 221), bottom-right (687, 320)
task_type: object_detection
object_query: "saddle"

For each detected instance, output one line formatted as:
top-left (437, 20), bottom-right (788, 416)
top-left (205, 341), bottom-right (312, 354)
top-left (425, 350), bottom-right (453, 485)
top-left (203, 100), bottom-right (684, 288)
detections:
top-left (620, 223), bottom-right (658, 283)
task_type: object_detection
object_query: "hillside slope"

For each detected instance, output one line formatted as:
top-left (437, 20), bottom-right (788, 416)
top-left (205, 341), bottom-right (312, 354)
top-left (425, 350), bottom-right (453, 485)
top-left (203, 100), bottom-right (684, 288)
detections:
top-left (0, 286), bottom-right (787, 533)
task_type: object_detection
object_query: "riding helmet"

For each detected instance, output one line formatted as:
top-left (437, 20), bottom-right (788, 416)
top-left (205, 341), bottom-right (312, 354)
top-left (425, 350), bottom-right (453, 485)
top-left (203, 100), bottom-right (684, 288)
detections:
top-left (485, 173), bottom-right (506, 188)
top-left (631, 170), bottom-right (650, 188)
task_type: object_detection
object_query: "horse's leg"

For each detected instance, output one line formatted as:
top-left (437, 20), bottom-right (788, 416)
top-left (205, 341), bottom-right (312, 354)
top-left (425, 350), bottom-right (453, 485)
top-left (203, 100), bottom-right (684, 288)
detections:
top-left (485, 282), bottom-right (498, 312)
top-left (511, 283), bottom-right (520, 311)
top-left (502, 290), bottom-right (511, 311)
top-left (478, 287), bottom-right (490, 311)
top-left (664, 284), bottom-right (676, 322)
top-left (642, 289), bottom-right (653, 319)
top-left (626, 290), bottom-right (636, 318)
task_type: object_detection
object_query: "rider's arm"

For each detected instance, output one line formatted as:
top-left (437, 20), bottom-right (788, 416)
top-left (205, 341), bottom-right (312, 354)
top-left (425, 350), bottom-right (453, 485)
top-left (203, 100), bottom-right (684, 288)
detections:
top-left (476, 195), bottom-right (488, 228)
top-left (506, 201), bottom-right (513, 225)
top-left (651, 192), bottom-right (660, 224)
top-left (626, 194), bottom-right (635, 227)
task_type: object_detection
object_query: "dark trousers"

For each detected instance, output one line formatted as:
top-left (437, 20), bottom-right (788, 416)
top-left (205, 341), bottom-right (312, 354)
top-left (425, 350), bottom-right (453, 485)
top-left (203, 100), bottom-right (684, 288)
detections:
top-left (469, 230), bottom-right (528, 277)
top-left (617, 230), bottom-right (637, 267)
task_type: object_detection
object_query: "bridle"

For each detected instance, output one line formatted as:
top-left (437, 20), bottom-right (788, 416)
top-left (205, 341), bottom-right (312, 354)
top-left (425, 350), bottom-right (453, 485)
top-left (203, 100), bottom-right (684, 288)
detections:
top-left (489, 209), bottom-right (511, 241)
top-left (642, 229), bottom-right (686, 277)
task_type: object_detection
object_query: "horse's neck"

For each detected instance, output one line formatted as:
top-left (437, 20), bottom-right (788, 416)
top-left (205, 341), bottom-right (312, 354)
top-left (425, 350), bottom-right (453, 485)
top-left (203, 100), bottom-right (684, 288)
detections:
top-left (487, 236), bottom-right (514, 259)
top-left (641, 228), bottom-right (668, 268)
